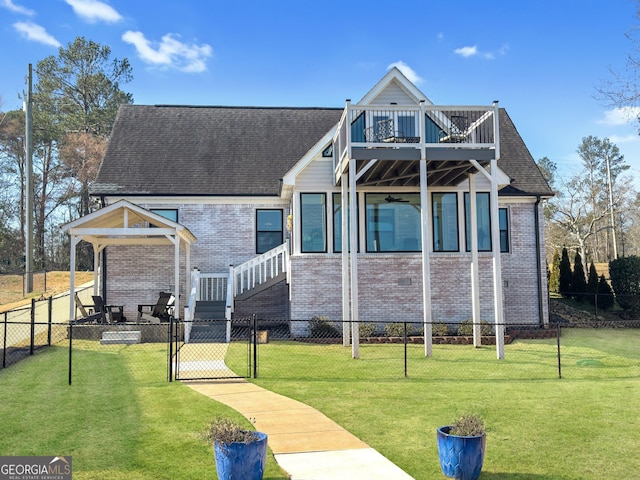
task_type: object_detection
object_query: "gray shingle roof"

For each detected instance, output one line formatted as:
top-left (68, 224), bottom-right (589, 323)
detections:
top-left (92, 105), bottom-right (343, 196)
top-left (92, 105), bottom-right (553, 198)
top-left (498, 109), bottom-right (553, 196)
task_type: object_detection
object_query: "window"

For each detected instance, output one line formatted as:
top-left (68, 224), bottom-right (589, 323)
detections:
top-left (322, 144), bottom-right (333, 157)
top-left (366, 193), bottom-right (421, 252)
top-left (150, 208), bottom-right (178, 227)
top-left (256, 209), bottom-right (283, 254)
top-left (432, 193), bottom-right (459, 252)
top-left (464, 193), bottom-right (491, 251)
top-left (499, 208), bottom-right (509, 253)
top-left (301, 194), bottom-right (327, 253)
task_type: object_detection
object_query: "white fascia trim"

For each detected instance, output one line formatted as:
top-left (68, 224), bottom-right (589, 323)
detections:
top-left (357, 67), bottom-right (433, 105)
top-left (281, 126), bottom-right (338, 189)
top-left (101, 196), bottom-right (289, 206)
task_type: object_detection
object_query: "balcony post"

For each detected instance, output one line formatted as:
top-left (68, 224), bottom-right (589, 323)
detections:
top-left (341, 172), bottom-right (350, 347)
top-left (491, 100), bottom-right (505, 359)
top-left (349, 157), bottom-right (359, 359)
top-left (345, 99), bottom-right (352, 161)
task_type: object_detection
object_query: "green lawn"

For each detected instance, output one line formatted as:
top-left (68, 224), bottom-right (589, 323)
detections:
top-left (228, 328), bottom-right (640, 479)
top-left (0, 341), bottom-right (288, 480)
top-left (1, 330), bottom-right (639, 479)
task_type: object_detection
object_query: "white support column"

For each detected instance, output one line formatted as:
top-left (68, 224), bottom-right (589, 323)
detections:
top-left (185, 242), bottom-right (191, 306)
top-left (469, 173), bottom-right (482, 347)
top-left (92, 244), bottom-right (100, 296)
top-left (341, 173), bottom-right (350, 347)
top-left (491, 101), bottom-right (505, 359)
top-left (68, 235), bottom-right (79, 321)
top-left (292, 192), bottom-right (300, 255)
top-left (349, 159), bottom-right (359, 359)
top-left (174, 236), bottom-right (180, 320)
top-left (420, 159), bottom-right (433, 357)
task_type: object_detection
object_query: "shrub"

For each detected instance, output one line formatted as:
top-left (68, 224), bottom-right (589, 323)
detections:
top-left (572, 251), bottom-right (587, 302)
top-left (609, 256), bottom-right (640, 312)
top-left (586, 262), bottom-right (598, 305)
top-left (384, 322), bottom-right (414, 337)
top-left (449, 414), bottom-right (486, 437)
top-left (457, 319), bottom-right (493, 336)
top-left (204, 417), bottom-right (259, 447)
top-left (358, 322), bottom-right (378, 338)
top-left (432, 323), bottom-right (450, 336)
top-left (597, 275), bottom-right (615, 311)
top-left (559, 247), bottom-right (572, 298)
top-left (309, 316), bottom-right (341, 337)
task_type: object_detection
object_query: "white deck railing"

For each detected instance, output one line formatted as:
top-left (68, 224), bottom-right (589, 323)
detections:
top-left (333, 102), bottom-right (498, 174)
top-left (231, 242), bottom-right (289, 297)
top-left (192, 241), bottom-right (290, 317)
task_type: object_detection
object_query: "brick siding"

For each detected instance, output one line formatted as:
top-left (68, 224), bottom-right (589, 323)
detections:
top-left (105, 200), bottom-right (547, 327)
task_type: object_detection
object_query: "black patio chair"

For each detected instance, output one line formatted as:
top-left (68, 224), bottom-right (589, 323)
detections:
top-left (92, 295), bottom-right (127, 323)
top-left (73, 293), bottom-right (103, 324)
top-left (137, 292), bottom-right (174, 323)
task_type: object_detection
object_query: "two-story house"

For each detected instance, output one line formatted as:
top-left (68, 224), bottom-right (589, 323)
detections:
top-left (64, 68), bottom-right (553, 358)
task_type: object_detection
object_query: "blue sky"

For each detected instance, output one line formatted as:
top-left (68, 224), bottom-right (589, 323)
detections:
top-left (2, 0), bottom-right (640, 187)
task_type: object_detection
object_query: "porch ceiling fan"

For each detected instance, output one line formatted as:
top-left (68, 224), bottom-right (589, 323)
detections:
top-left (385, 195), bottom-right (409, 203)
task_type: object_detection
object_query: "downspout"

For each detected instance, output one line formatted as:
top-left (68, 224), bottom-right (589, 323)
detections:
top-left (534, 195), bottom-right (546, 326)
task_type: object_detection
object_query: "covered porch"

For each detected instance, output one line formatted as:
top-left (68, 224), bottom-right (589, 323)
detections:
top-left (333, 101), bottom-right (508, 359)
top-left (61, 200), bottom-right (196, 322)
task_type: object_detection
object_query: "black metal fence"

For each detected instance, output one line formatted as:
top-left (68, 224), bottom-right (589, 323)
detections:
top-left (2, 312), bottom-right (639, 383)
top-left (168, 316), bottom-right (640, 382)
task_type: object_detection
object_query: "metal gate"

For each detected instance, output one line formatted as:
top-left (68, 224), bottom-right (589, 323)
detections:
top-left (168, 318), bottom-right (257, 381)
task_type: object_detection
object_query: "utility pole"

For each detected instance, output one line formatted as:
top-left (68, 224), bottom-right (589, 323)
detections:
top-left (605, 153), bottom-right (618, 260)
top-left (24, 64), bottom-right (34, 294)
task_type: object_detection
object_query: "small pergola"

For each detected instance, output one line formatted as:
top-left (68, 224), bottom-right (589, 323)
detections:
top-left (61, 200), bottom-right (196, 322)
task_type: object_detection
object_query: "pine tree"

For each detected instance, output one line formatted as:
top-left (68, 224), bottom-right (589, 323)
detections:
top-left (572, 251), bottom-right (587, 302)
top-left (597, 275), bottom-right (615, 310)
top-left (559, 247), bottom-right (572, 298)
top-left (549, 250), bottom-right (560, 293)
top-left (587, 262), bottom-right (599, 305)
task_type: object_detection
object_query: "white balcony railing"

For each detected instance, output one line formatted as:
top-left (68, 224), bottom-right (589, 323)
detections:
top-left (333, 102), bottom-right (498, 175)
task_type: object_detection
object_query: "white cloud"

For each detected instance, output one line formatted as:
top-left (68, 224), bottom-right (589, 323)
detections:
top-left (454, 45), bottom-right (478, 58)
top-left (122, 31), bottom-right (212, 73)
top-left (454, 44), bottom-right (508, 60)
top-left (609, 133), bottom-right (640, 144)
top-left (13, 21), bottom-right (61, 47)
top-left (387, 61), bottom-right (422, 84)
top-left (65, 0), bottom-right (122, 24)
top-left (599, 107), bottom-right (640, 126)
top-left (2, 0), bottom-right (34, 15)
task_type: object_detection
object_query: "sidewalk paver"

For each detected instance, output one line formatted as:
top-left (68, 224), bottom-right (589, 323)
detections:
top-left (185, 379), bottom-right (414, 479)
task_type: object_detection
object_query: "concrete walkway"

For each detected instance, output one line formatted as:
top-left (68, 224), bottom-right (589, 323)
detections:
top-left (185, 379), bottom-right (415, 480)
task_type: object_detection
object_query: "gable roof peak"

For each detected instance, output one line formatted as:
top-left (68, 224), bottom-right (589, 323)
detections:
top-left (358, 67), bottom-right (433, 106)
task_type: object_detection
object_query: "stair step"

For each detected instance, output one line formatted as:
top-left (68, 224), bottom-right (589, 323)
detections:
top-left (189, 322), bottom-right (227, 343)
top-left (194, 300), bottom-right (226, 319)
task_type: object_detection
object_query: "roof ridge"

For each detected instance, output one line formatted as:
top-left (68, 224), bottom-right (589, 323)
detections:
top-left (148, 105), bottom-right (342, 110)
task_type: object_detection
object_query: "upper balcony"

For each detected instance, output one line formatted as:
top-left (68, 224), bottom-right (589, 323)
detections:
top-left (333, 102), bottom-right (499, 186)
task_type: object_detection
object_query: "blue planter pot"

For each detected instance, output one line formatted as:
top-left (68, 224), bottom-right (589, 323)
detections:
top-left (214, 432), bottom-right (268, 480)
top-left (436, 426), bottom-right (486, 480)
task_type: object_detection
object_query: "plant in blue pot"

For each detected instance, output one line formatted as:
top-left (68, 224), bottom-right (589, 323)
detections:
top-left (437, 413), bottom-right (486, 480)
top-left (206, 417), bottom-right (268, 480)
